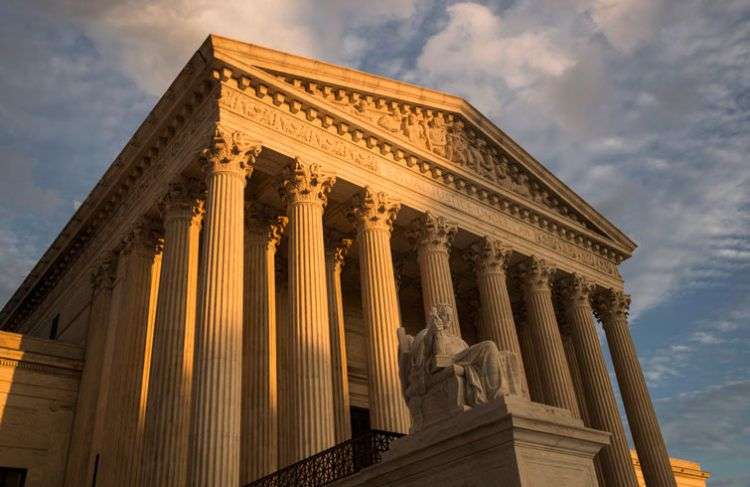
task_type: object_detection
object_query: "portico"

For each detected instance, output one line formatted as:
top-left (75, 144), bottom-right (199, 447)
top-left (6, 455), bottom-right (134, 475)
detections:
top-left (0, 35), bottom-right (680, 487)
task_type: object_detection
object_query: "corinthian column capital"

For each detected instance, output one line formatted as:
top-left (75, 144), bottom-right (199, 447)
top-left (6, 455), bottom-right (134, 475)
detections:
top-left (408, 211), bottom-right (457, 252)
top-left (593, 289), bottom-right (631, 325)
top-left (122, 220), bottom-right (164, 256)
top-left (468, 236), bottom-right (512, 275)
top-left (560, 273), bottom-right (595, 307)
top-left (332, 240), bottom-right (354, 270)
top-left (348, 187), bottom-right (401, 233)
top-left (324, 231), bottom-right (353, 269)
top-left (278, 157), bottom-right (336, 207)
top-left (267, 217), bottom-right (288, 249)
top-left (521, 256), bottom-right (556, 293)
top-left (90, 255), bottom-right (118, 291)
top-left (245, 203), bottom-right (288, 251)
top-left (200, 126), bottom-right (262, 179)
top-left (163, 179), bottom-right (205, 223)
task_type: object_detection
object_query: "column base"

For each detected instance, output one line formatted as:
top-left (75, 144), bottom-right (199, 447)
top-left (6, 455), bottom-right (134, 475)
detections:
top-left (333, 395), bottom-right (609, 487)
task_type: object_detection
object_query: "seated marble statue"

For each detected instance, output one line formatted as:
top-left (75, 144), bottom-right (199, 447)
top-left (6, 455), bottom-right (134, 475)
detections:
top-left (397, 304), bottom-right (525, 432)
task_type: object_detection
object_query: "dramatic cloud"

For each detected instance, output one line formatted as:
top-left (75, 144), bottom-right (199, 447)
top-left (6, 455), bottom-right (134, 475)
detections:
top-left (32, 0), bottom-right (419, 96)
top-left (410, 0), bottom-right (750, 316)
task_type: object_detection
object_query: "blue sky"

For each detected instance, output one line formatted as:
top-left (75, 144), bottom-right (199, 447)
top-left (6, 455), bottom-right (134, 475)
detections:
top-left (1, 1), bottom-right (748, 484)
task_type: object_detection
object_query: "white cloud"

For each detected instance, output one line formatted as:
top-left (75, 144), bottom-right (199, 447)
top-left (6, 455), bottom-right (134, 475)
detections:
top-left (643, 343), bottom-right (694, 385)
top-left (36, 0), bottom-right (419, 96)
top-left (690, 331), bottom-right (723, 345)
top-left (412, 2), bottom-right (579, 115)
top-left (590, 0), bottom-right (665, 54)
top-left (61, 0), bottom-right (322, 96)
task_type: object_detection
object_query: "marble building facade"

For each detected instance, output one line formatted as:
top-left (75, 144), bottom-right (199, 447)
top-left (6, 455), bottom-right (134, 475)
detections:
top-left (0, 35), bottom-right (709, 487)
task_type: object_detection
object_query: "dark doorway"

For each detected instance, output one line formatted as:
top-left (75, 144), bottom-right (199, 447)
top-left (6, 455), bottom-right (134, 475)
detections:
top-left (350, 407), bottom-right (370, 438)
top-left (0, 467), bottom-right (27, 487)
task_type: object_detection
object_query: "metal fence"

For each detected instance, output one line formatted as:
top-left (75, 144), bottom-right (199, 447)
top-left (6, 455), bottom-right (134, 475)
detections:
top-left (245, 429), bottom-right (405, 487)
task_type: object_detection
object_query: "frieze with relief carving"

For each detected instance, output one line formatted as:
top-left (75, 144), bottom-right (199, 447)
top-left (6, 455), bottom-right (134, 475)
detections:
top-left (220, 86), bottom-right (378, 172)
top-left (219, 80), bottom-right (620, 279)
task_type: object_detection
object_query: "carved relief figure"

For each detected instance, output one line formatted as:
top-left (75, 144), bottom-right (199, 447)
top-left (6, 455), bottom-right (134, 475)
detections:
top-left (446, 120), bottom-right (470, 167)
top-left (377, 109), bottom-right (403, 134)
top-left (472, 137), bottom-right (494, 178)
top-left (426, 116), bottom-right (448, 157)
top-left (514, 171), bottom-right (530, 197)
top-left (402, 113), bottom-right (429, 147)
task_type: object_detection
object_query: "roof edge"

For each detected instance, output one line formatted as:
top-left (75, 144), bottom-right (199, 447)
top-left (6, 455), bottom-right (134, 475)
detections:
top-left (208, 34), bottom-right (636, 253)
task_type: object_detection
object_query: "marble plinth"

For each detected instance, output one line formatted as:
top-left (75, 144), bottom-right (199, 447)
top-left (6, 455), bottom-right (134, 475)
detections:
top-left (334, 395), bottom-right (609, 487)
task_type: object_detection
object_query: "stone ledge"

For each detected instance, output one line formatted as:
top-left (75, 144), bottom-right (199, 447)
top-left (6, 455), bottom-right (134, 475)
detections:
top-left (334, 396), bottom-right (609, 487)
top-left (0, 331), bottom-right (84, 374)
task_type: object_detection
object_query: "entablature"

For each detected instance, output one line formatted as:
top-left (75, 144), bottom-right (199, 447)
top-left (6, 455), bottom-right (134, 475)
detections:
top-left (216, 72), bottom-right (624, 288)
top-left (214, 62), bottom-right (626, 284)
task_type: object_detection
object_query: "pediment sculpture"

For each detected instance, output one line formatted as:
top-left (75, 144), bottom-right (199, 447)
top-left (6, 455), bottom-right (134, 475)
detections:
top-left (397, 304), bottom-right (527, 433)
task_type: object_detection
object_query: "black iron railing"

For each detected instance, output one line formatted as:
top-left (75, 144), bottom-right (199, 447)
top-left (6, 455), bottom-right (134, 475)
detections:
top-left (245, 429), bottom-right (405, 487)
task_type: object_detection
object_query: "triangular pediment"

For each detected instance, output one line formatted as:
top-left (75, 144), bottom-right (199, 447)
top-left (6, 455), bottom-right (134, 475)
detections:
top-left (207, 35), bottom-right (636, 255)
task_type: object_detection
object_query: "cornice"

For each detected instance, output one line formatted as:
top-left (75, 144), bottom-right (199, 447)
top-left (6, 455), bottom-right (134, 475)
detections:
top-left (0, 331), bottom-right (84, 376)
top-left (210, 35), bottom-right (465, 112)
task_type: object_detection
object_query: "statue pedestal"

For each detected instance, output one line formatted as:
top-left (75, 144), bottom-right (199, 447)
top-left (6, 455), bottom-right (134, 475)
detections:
top-left (333, 395), bottom-right (609, 487)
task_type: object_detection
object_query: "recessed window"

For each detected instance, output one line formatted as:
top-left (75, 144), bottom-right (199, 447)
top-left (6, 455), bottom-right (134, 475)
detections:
top-left (49, 314), bottom-right (60, 340)
top-left (0, 467), bottom-right (27, 487)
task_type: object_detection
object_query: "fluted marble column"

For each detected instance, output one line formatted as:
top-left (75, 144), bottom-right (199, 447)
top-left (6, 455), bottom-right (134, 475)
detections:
top-left (88, 255), bottom-right (126, 487)
top-left (559, 315), bottom-right (606, 486)
top-left (560, 275), bottom-right (638, 487)
top-left (409, 212), bottom-right (460, 336)
top-left (515, 314), bottom-right (546, 404)
top-left (278, 158), bottom-right (337, 466)
top-left (521, 257), bottom-right (579, 417)
top-left (595, 290), bottom-right (677, 487)
top-left (241, 208), bottom-right (287, 484)
top-left (275, 258), bottom-right (290, 464)
top-left (350, 188), bottom-right (410, 434)
top-left (470, 236), bottom-right (529, 397)
top-left (325, 234), bottom-right (353, 443)
top-left (141, 181), bottom-right (204, 487)
top-left (190, 128), bottom-right (260, 487)
top-left (560, 325), bottom-right (592, 424)
top-left (100, 222), bottom-right (162, 487)
top-left (64, 257), bottom-right (117, 486)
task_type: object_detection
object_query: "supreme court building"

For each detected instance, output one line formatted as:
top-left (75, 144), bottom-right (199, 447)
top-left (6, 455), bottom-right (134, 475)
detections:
top-left (0, 36), bottom-right (710, 487)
